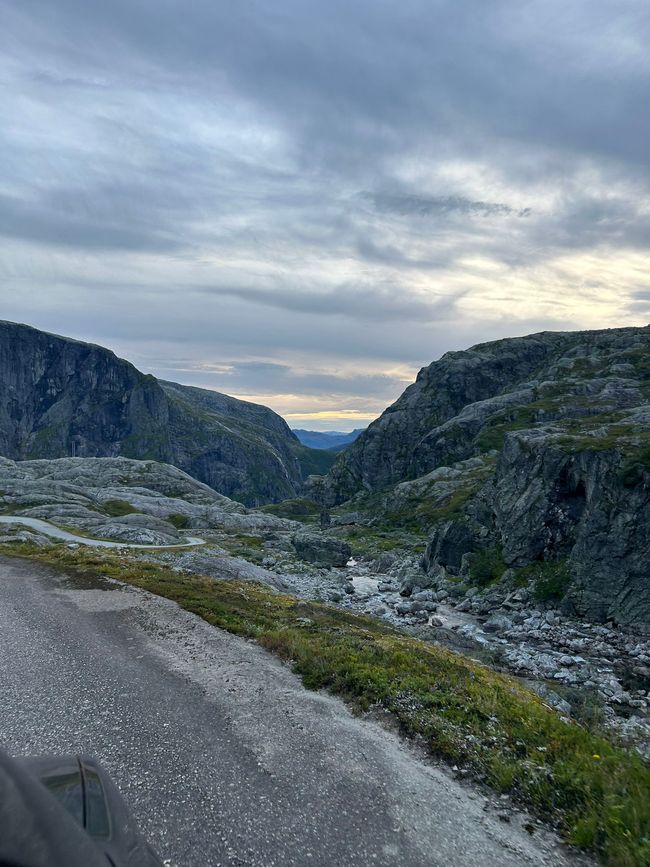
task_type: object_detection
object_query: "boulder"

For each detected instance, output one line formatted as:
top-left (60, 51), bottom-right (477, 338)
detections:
top-left (483, 614), bottom-right (513, 634)
top-left (292, 532), bottom-right (352, 567)
top-left (422, 520), bottom-right (480, 575)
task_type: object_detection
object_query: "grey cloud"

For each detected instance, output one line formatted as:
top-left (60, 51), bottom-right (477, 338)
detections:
top-left (0, 0), bottom-right (648, 423)
top-left (0, 191), bottom-right (182, 252)
top-left (199, 284), bottom-right (465, 323)
top-left (362, 192), bottom-right (532, 219)
top-left (152, 359), bottom-right (405, 402)
top-left (4, 0), bottom-right (650, 175)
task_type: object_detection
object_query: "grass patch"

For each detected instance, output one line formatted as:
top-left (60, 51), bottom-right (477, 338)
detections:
top-left (475, 399), bottom-right (567, 452)
top-left (223, 532), bottom-right (264, 549)
top-left (218, 532), bottom-right (266, 562)
top-left (619, 445), bottom-right (650, 488)
top-left (467, 546), bottom-right (506, 587)
top-left (167, 513), bottom-right (190, 530)
top-left (518, 560), bottom-right (573, 603)
top-left (260, 497), bottom-right (321, 522)
top-left (335, 524), bottom-right (422, 557)
top-left (384, 485), bottom-right (480, 532)
top-left (2, 543), bottom-right (650, 865)
top-left (291, 443), bottom-right (338, 477)
top-left (102, 499), bottom-right (140, 518)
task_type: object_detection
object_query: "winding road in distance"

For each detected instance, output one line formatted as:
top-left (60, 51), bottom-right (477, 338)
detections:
top-left (0, 555), bottom-right (588, 867)
top-left (0, 515), bottom-right (205, 548)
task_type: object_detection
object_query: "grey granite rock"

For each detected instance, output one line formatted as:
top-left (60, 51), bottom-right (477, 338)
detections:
top-left (322, 325), bottom-right (650, 627)
top-left (0, 456), bottom-right (297, 541)
top-left (292, 532), bottom-right (352, 567)
top-left (0, 320), bottom-right (328, 505)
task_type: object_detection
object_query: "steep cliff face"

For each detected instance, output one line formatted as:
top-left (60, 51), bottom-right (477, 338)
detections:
top-left (160, 381), bottom-right (304, 504)
top-left (325, 325), bottom-right (650, 625)
top-left (0, 321), bottom-right (313, 505)
top-left (326, 326), bottom-right (650, 502)
top-left (487, 420), bottom-right (650, 625)
top-left (0, 320), bottom-right (170, 462)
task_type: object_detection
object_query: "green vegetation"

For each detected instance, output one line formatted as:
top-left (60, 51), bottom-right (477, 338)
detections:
top-left (291, 443), bottom-right (338, 477)
top-left (557, 423), bottom-right (639, 453)
top-left (2, 542), bottom-right (649, 865)
top-left (552, 418), bottom-right (650, 492)
top-left (335, 524), bottom-right (422, 557)
top-left (474, 396), bottom-right (628, 454)
top-left (343, 460), bottom-right (496, 536)
top-left (518, 559), bottom-right (573, 603)
top-left (260, 497), bottom-right (321, 521)
top-left (385, 485), bottom-right (480, 531)
top-left (167, 513), bottom-right (190, 530)
top-left (620, 348), bottom-right (650, 380)
top-left (218, 531), bottom-right (266, 562)
top-left (619, 445), bottom-right (650, 488)
top-left (475, 399), bottom-right (565, 452)
top-left (467, 546), bottom-right (506, 587)
top-left (102, 499), bottom-right (140, 517)
top-left (25, 424), bottom-right (63, 458)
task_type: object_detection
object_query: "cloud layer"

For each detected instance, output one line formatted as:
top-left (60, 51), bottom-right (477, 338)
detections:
top-left (0, 0), bottom-right (648, 427)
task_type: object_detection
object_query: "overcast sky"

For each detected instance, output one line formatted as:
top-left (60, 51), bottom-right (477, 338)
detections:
top-left (1, 1), bottom-right (649, 429)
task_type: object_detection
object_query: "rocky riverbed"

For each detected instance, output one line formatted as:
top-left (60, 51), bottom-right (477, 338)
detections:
top-left (2, 455), bottom-right (648, 761)
top-left (286, 556), bottom-right (650, 759)
top-left (137, 527), bottom-right (650, 759)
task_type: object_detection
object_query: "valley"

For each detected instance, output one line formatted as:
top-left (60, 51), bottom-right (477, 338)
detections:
top-left (2, 321), bottom-right (650, 865)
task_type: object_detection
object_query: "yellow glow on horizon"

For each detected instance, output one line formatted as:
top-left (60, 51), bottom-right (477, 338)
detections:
top-left (283, 409), bottom-right (377, 421)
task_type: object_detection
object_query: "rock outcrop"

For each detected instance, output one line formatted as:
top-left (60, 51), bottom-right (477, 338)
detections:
top-left (0, 456), bottom-right (296, 542)
top-left (0, 320), bottom-right (325, 505)
top-left (490, 419), bottom-right (650, 626)
top-left (292, 531), bottom-right (352, 567)
top-left (325, 326), bottom-right (650, 502)
top-left (323, 325), bottom-right (650, 626)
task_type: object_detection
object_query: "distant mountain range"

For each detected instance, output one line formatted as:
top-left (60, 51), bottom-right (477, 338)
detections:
top-left (291, 428), bottom-right (365, 451)
top-left (0, 320), bottom-right (335, 506)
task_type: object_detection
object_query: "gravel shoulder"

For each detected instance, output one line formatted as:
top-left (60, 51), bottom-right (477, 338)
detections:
top-left (0, 555), bottom-right (589, 866)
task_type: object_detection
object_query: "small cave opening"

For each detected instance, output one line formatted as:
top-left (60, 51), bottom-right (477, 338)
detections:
top-left (556, 469), bottom-right (587, 522)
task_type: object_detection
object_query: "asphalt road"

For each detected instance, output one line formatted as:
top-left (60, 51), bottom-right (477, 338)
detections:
top-left (0, 556), bottom-right (585, 867)
top-left (0, 515), bottom-right (205, 548)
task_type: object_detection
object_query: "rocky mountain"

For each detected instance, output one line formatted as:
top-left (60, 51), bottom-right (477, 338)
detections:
top-left (0, 320), bottom-right (324, 505)
top-left (292, 428), bottom-right (365, 450)
top-left (0, 456), bottom-right (294, 544)
top-left (323, 326), bottom-right (650, 627)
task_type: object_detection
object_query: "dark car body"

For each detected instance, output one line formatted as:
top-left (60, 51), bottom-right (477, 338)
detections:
top-left (0, 749), bottom-right (163, 867)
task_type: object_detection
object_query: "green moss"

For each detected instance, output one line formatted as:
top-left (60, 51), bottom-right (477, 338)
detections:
top-left (361, 461), bottom-right (496, 535)
top-left (25, 424), bottom-right (63, 458)
top-left (218, 532), bottom-right (266, 561)
top-left (291, 443), bottom-right (338, 477)
top-left (336, 524), bottom-right (422, 557)
top-left (102, 499), bottom-right (140, 517)
top-left (167, 513), bottom-right (190, 530)
top-left (619, 445), bottom-right (650, 487)
top-left (519, 560), bottom-right (573, 603)
top-left (3, 543), bottom-right (650, 866)
top-left (620, 348), bottom-right (650, 380)
top-left (475, 396), bottom-right (627, 455)
top-left (467, 546), bottom-right (506, 587)
top-left (260, 497), bottom-right (321, 521)
top-left (384, 485), bottom-right (479, 532)
top-left (475, 399), bottom-right (568, 452)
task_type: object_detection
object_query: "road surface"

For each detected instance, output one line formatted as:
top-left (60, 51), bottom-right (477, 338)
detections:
top-left (0, 515), bottom-right (205, 548)
top-left (0, 555), bottom-right (587, 866)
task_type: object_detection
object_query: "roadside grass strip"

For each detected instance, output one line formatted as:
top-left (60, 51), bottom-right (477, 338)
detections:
top-left (4, 543), bottom-right (649, 867)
